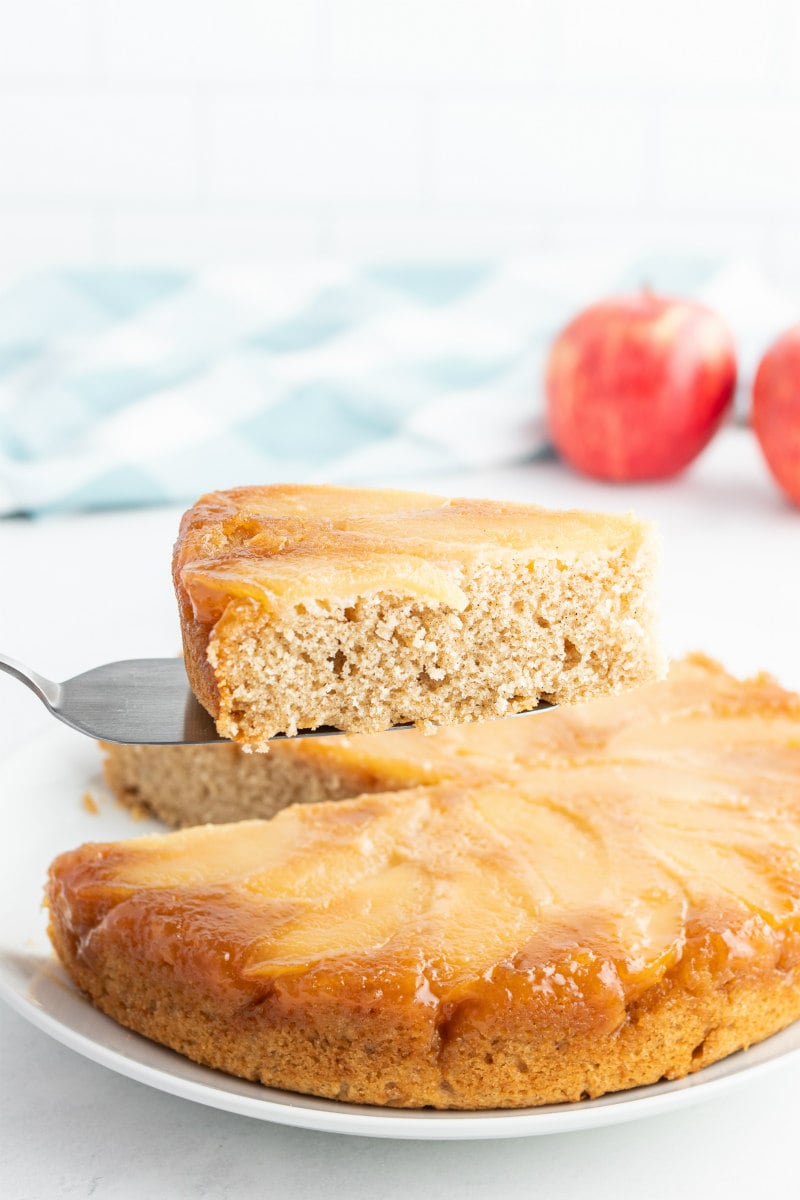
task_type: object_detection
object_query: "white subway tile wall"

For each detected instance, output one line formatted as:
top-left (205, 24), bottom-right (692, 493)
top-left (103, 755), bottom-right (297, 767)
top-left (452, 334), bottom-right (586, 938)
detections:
top-left (0, 92), bottom-right (199, 202)
top-left (0, 0), bottom-right (797, 278)
top-left (208, 95), bottom-right (423, 204)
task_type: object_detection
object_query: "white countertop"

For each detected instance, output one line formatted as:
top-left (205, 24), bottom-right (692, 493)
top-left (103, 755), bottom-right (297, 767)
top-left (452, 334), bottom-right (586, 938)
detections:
top-left (2, 426), bottom-right (800, 1198)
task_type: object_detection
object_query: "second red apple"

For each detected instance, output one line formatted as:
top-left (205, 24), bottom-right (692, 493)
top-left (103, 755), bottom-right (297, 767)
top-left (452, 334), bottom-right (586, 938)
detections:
top-left (545, 293), bottom-right (737, 481)
top-left (752, 324), bottom-right (800, 506)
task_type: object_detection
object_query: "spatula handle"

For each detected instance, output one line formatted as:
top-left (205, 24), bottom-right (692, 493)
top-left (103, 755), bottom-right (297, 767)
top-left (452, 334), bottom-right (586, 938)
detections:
top-left (0, 652), bottom-right (60, 709)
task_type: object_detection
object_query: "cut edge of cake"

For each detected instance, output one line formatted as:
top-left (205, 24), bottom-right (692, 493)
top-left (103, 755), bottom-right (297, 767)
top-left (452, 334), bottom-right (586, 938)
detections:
top-left (104, 653), bottom-right (800, 830)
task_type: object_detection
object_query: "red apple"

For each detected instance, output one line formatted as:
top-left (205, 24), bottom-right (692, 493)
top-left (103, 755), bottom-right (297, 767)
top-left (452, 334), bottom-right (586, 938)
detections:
top-left (545, 292), bottom-right (737, 481)
top-left (752, 325), bottom-right (800, 506)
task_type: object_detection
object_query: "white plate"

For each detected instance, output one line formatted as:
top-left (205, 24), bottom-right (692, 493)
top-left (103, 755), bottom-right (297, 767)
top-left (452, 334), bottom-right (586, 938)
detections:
top-left (3, 726), bottom-right (800, 1141)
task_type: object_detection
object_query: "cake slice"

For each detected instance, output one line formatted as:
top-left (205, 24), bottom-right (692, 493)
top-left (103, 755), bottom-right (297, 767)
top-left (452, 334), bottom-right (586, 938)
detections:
top-left (102, 654), bottom-right (788, 828)
top-left (173, 483), bottom-right (663, 749)
top-left (49, 660), bottom-right (800, 1108)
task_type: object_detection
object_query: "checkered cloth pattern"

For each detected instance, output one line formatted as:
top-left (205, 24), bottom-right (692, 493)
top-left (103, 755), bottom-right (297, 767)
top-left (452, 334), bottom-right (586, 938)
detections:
top-left (0, 257), bottom-right (788, 515)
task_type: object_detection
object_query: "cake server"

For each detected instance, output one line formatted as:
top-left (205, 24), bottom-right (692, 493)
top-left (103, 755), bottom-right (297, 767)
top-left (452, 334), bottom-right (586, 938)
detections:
top-left (0, 652), bottom-right (554, 745)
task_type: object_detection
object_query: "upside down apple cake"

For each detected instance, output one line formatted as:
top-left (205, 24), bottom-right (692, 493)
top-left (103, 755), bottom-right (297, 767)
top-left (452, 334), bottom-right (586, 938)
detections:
top-left (48, 657), bottom-right (800, 1108)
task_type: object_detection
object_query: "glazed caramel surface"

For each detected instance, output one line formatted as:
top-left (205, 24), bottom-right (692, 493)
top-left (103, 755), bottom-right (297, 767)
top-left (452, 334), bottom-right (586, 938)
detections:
top-left (50, 658), bottom-right (800, 1034)
top-left (174, 483), bottom-right (649, 620)
top-left (290, 653), bottom-right (800, 788)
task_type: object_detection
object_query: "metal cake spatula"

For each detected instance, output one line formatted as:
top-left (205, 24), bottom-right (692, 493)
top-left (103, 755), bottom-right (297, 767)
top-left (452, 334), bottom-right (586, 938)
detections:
top-left (0, 652), bottom-right (554, 745)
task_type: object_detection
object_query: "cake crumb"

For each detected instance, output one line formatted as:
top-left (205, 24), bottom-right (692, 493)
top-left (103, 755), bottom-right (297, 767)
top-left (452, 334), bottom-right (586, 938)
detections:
top-left (82, 792), bottom-right (99, 815)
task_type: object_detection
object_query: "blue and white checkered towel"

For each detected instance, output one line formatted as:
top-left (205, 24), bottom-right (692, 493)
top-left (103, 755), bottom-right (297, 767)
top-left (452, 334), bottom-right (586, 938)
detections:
top-left (0, 256), bottom-right (789, 515)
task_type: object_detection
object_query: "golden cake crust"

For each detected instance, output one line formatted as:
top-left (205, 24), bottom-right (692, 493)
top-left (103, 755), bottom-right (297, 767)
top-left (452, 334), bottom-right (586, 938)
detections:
top-left (47, 906), bottom-right (800, 1109)
top-left (50, 657), bottom-right (800, 1108)
top-left (173, 483), bottom-right (662, 748)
